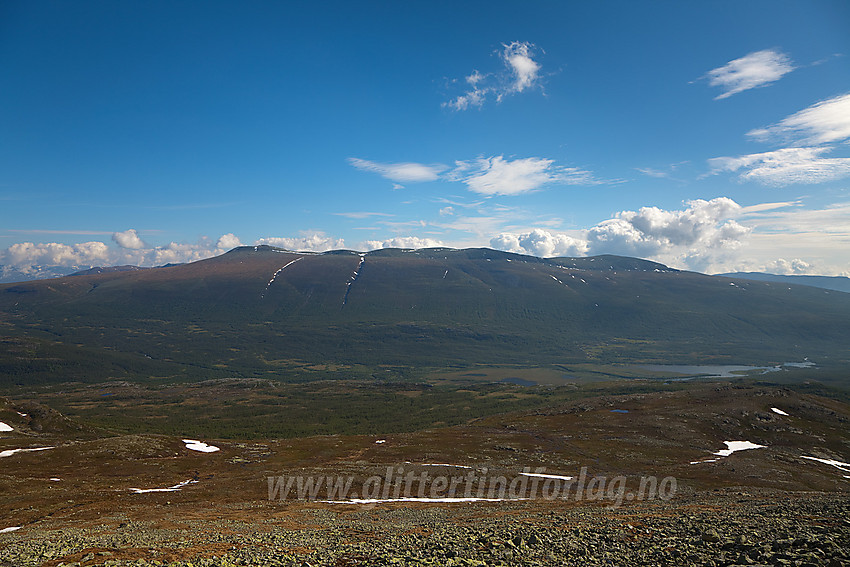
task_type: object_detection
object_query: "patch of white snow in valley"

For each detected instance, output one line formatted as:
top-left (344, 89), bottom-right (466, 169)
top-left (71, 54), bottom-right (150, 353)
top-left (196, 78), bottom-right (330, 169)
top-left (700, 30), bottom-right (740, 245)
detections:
top-left (375, 439), bottom-right (386, 444)
top-left (183, 439), bottom-right (220, 453)
top-left (519, 472), bottom-right (573, 481)
top-left (0, 526), bottom-right (21, 534)
top-left (771, 407), bottom-right (789, 416)
top-left (0, 446), bottom-right (54, 458)
top-left (49, 478), bottom-right (61, 482)
top-left (691, 441), bottom-right (765, 464)
top-left (16, 412), bottom-right (28, 417)
top-left (801, 456), bottom-right (850, 474)
top-left (129, 479), bottom-right (198, 494)
top-left (0, 422), bottom-right (12, 432)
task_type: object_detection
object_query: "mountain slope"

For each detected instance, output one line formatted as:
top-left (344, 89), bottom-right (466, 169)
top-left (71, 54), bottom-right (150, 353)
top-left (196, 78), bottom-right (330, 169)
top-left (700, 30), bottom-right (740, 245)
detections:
top-left (719, 271), bottom-right (850, 294)
top-left (1, 246), bottom-right (848, 385)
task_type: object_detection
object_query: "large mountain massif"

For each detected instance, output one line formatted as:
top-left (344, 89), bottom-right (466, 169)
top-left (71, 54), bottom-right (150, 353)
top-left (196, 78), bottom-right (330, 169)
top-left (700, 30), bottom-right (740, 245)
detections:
top-left (1, 246), bottom-right (848, 386)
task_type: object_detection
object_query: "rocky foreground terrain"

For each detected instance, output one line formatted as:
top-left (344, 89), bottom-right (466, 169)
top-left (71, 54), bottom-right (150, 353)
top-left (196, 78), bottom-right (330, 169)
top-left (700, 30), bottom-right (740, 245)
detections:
top-left (0, 489), bottom-right (847, 567)
top-left (3, 383), bottom-right (849, 566)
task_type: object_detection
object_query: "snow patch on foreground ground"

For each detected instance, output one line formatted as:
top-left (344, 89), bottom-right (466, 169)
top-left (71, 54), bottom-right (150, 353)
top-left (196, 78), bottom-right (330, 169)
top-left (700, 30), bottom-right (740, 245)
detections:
top-left (183, 439), bottom-right (219, 453)
top-left (801, 456), bottom-right (850, 475)
top-left (771, 407), bottom-right (789, 416)
top-left (0, 527), bottom-right (21, 534)
top-left (691, 441), bottom-right (766, 464)
top-left (320, 497), bottom-right (529, 504)
top-left (0, 446), bottom-right (54, 458)
top-left (402, 461), bottom-right (472, 469)
top-left (129, 479), bottom-right (198, 494)
top-left (519, 472), bottom-right (574, 481)
top-left (0, 422), bottom-right (12, 432)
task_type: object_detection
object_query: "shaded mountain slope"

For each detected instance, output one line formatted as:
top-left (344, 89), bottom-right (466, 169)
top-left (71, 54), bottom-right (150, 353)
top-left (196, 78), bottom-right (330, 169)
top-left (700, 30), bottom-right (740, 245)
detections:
top-left (1, 246), bottom-right (849, 384)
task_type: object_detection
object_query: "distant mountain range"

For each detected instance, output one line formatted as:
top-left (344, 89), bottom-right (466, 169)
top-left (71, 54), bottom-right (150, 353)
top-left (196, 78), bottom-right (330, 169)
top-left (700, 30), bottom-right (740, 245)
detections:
top-left (2, 246), bottom-right (848, 387)
top-left (718, 272), bottom-right (850, 294)
top-left (0, 265), bottom-right (80, 284)
top-left (0, 263), bottom-right (185, 284)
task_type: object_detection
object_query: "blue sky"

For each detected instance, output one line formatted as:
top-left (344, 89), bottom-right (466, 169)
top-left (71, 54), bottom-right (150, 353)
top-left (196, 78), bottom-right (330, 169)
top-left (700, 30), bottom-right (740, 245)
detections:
top-left (1, 0), bottom-right (849, 278)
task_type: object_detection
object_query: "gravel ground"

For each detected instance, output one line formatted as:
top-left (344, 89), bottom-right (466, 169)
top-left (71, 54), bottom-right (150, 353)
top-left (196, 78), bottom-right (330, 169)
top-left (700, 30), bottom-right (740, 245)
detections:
top-left (1, 490), bottom-right (847, 566)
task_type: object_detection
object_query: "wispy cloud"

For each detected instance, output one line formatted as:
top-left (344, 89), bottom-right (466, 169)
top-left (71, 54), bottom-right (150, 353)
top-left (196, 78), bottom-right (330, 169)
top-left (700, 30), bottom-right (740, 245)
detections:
top-left (444, 41), bottom-right (543, 111)
top-left (7, 229), bottom-right (116, 235)
top-left (374, 219), bottom-right (429, 233)
top-left (739, 201), bottom-right (850, 235)
top-left (351, 155), bottom-right (602, 196)
top-left (703, 49), bottom-right (795, 100)
top-left (141, 201), bottom-right (244, 211)
top-left (707, 147), bottom-right (850, 186)
top-left (727, 201), bottom-right (850, 275)
top-left (333, 212), bottom-right (394, 219)
top-left (448, 156), bottom-right (598, 196)
top-left (747, 92), bottom-right (850, 145)
top-left (635, 167), bottom-right (670, 179)
top-left (634, 161), bottom-right (689, 181)
top-left (347, 158), bottom-right (447, 184)
top-left (433, 201), bottom-right (565, 240)
top-left (500, 41), bottom-right (542, 98)
top-left (434, 196), bottom-right (487, 209)
top-left (739, 200), bottom-right (803, 214)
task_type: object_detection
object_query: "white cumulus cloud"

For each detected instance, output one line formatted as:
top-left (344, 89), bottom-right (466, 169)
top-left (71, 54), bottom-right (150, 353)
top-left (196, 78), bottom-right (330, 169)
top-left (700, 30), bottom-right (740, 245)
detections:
top-left (703, 49), bottom-right (795, 100)
top-left (747, 92), bottom-right (850, 146)
top-left (708, 147), bottom-right (850, 186)
top-left (490, 229), bottom-right (587, 257)
top-left (764, 258), bottom-right (813, 275)
top-left (112, 229), bottom-right (146, 250)
top-left (4, 241), bottom-right (110, 269)
top-left (360, 236), bottom-right (445, 251)
top-left (1, 233), bottom-right (247, 279)
top-left (348, 158), bottom-right (447, 183)
top-left (216, 233), bottom-right (242, 251)
top-left (490, 199), bottom-right (750, 271)
top-left (587, 198), bottom-right (750, 256)
top-left (255, 232), bottom-right (345, 252)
